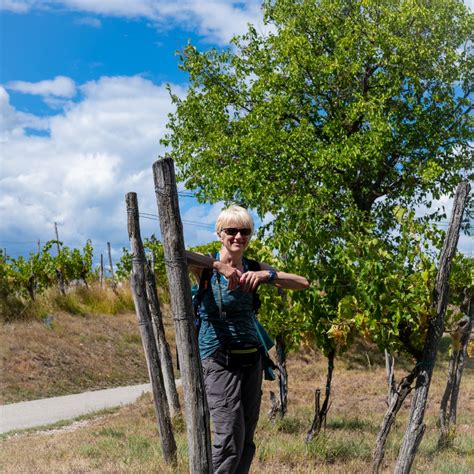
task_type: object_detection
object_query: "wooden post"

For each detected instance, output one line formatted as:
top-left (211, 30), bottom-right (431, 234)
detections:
top-left (144, 259), bottom-right (182, 418)
top-left (394, 181), bottom-right (471, 474)
top-left (100, 254), bottom-right (104, 289)
top-left (153, 157), bottom-right (213, 474)
top-left (107, 242), bottom-right (117, 292)
top-left (37, 239), bottom-right (41, 255)
top-left (438, 287), bottom-right (473, 449)
top-left (54, 222), bottom-right (66, 295)
top-left (126, 192), bottom-right (177, 465)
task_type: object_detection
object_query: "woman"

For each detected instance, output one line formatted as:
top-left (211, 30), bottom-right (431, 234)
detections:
top-left (186, 205), bottom-right (309, 474)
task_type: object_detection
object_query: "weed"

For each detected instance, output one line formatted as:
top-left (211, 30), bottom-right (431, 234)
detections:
top-left (306, 433), bottom-right (372, 462)
top-left (275, 415), bottom-right (306, 434)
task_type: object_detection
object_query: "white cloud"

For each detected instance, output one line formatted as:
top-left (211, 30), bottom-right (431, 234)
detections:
top-left (0, 86), bottom-right (49, 141)
top-left (0, 75), bottom-right (202, 255)
top-left (0, 0), bottom-right (33, 13)
top-left (464, 0), bottom-right (474, 10)
top-left (1, 0), bottom-right (265, 44)
top-left (7, 76), bottom-right (77, 98)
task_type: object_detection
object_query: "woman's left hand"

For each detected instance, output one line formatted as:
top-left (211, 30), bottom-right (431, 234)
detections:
top-left (238, 271), bottom-right (269, 292)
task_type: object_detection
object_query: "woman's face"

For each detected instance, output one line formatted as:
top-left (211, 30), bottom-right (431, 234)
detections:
top-left (218, 222), bottom-right (252, 253)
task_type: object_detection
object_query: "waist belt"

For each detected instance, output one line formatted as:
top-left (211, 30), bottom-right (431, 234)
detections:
top-left (213, 346), bottom-right (261, 368)
top-left (228, 347), bottom-right (259, 355)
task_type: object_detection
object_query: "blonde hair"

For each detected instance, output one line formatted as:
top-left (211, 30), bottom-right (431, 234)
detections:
top-left (216, 205), bottom-right (254, 235)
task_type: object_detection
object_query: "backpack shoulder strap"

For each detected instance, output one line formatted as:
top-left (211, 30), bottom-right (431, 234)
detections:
top-left (243, 256), bottom-right (261, 312)
top-left (243, 256), bottom-right (261, 272)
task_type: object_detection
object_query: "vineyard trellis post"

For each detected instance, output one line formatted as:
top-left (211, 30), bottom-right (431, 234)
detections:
top-left (152, 156), bottom-right (213, 474)
top-left (100, 253), bottom-right (104, 289)
top-left (144, 258), bottom-right (182, 418)
top-left (54, 222), bottom-right (66, 295)
top-left (394, 181), bottom-right (471, 473)
top-left (126, 192), bottom-right (177, 465)
top-left (107, 241), bottom-right (117, 292)
top-left (438, 310), bottom-right (472, 449)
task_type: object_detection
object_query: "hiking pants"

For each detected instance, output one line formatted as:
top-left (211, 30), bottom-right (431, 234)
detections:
top-left (202, 354), bottom-right (263, 474)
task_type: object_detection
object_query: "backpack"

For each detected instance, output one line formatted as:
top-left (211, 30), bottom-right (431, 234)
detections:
top-left (192, 255), bottom-right (277, 380)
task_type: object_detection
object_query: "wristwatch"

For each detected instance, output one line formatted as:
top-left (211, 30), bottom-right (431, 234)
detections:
top-left (267, 270), bottom-right (277, 283)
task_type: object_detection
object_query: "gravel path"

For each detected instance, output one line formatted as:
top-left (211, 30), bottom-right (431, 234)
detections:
top-left (0, 383), bottom-right (159, 434)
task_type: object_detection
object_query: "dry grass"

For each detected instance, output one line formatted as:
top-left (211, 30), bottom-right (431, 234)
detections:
top-left (1, 345), bottom-right (473, 473)
top-left (1, 291), bottom-right (472, 472)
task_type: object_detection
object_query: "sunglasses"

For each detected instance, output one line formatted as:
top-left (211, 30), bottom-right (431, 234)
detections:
top-left (221, 227), bottom-right (252, 236)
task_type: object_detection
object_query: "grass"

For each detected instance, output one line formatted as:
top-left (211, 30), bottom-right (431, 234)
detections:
top-left (1, 285), bottom-right (472, 472)
top-left (1, 348), bottom-right (472, 473)
top-left (0, 283), bottom-right (135, 322)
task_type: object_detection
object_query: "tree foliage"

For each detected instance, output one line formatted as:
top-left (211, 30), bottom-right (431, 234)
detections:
top-left (163, 0), bottom-right (473, 356)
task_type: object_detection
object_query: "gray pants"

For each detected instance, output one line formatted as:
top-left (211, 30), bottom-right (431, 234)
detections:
top-left (202, 355), bottom-right (263, 474)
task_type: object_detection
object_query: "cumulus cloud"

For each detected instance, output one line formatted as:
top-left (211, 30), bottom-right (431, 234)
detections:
top-left (0, 86), bottom-right (49, 141)
top-left (1, 0), bottom-right (264, 44)
top-left (7, 76), bottom-right (77, 98)
top-left (0, 0), bottom-right (33, 13)
top-left (0, 75), bottom-right (215, 256)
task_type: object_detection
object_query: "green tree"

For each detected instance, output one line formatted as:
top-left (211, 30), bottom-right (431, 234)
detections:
top-left (163, 0), bottom-right (472, 347)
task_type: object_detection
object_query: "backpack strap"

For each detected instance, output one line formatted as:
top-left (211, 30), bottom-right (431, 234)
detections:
top-left (194, 255), bottom-right (262, 315)
top-left (242, 257), bottom-right (261, 312)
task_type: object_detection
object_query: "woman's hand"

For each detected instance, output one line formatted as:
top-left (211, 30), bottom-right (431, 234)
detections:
top-left (238, 270), bottom-right (269, 292)
top-left (215, 262), bottom-right (243, 290)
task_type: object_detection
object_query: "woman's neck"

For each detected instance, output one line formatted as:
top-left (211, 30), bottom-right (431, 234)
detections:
top-left (220, 247), bottom-right (243, 268)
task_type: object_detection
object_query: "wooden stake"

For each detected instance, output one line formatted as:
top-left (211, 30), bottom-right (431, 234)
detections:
top-left (100, 254), bottom-right (104, 289)
top-left (126, 192), bottom-right (177, 465)
top-left (144, 258), bottom-right (182, 418)
top-left (394, 181), bottom-right (471, 474)
top-left (107, 242), bottom-right (117, 292)
top-left (152, 157), bottom-right (213, 474)
top-left (54, 222), bottom-right (66, 295)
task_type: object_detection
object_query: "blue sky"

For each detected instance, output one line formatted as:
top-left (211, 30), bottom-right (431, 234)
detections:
top-left (0, 0), bottom-right (265, 260)
top-left (1, 0), bottom-right (472, 261)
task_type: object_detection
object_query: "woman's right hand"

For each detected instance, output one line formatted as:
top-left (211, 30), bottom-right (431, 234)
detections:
top-left (215, 262), bottom-right (242, 290)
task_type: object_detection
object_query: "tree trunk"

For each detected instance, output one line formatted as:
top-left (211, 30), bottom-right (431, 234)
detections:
top-left (385, 350), bottom-right (396, 406)
top-left (372, 368), bottom-right (417, 473)
top-left (153, 157), bottom-right (213, 474)
top-left (394, 181), bottom-right (470, 474)
top-left (144, 259), bottom-right (182, 418)
top-left (306, 348), bottom-right (335, 443)
top-left (276, 334), bottom-right (288, 417)
top-left (126, 192), bottom-right (177, 466)
top-left (438, 301), bottom-right (472, 449)
top-left (267, 334), bottom-right (288, 422)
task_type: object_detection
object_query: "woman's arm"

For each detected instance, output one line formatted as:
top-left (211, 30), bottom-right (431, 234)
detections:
top-left (239, 261), bottom-right (310, 292)
top-left (185, 251), bottom-right (242, 289)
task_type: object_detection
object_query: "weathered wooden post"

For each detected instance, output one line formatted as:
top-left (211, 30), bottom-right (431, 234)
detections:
top-left (107, 242), bottom-right (117, 292)
top-left (394, 181), bottom-right (471, 473)
top-left (144, 260), bottom-right (182, 418)
top-left (99, 253), bottom-right (104, 289)
top-left (153, 157), bottom-right (213, 474)
top-left (54, 222), bottom-right (66, 295)
top-left (438, 286), bottom-right (473, 449)
top-left (126, 192), bottom-right (177, 466)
